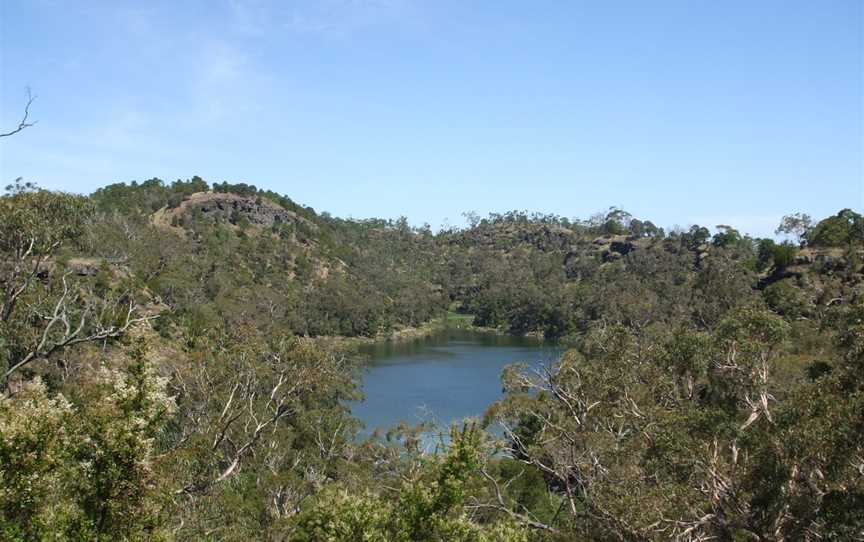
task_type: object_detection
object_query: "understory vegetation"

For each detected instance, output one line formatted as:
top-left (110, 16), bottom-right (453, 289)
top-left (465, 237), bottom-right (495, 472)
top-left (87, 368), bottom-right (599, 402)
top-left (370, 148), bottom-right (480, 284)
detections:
top-left (1, 177), bottom-right (862, 541)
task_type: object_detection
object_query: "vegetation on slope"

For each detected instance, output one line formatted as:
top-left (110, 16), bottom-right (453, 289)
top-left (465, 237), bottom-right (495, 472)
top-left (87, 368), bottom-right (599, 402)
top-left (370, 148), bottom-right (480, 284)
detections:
top-left (1, 177), bottom-right (862, 540)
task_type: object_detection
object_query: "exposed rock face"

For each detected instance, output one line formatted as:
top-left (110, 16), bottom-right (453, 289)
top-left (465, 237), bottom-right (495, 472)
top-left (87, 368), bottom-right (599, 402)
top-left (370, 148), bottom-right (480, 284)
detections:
top-left (67, 259), bottom-right (100, 276)
top-left (610, 240), bottom-right (635, 256)
top-left (592, 235), bottom-right (639, 262)
top-left (163, 192), bottom-right (316, 231)
top-left (193, 196), bottom-right (294, 227)
top-left (37, 258), bottom-right (130, 282)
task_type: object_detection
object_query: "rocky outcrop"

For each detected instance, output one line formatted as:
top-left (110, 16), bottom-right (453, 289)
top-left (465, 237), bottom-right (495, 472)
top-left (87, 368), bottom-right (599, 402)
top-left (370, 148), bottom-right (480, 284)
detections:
top-left (610, 240), bottom-right (635, 256)
top-left (160, 192), bottom-right (316, 231)
top-left (593, 235), bottom-right (640, 262)
top-left (192, 195), bottom-right (294, 227)
top-left (456, 223), bottom-right (578, 252)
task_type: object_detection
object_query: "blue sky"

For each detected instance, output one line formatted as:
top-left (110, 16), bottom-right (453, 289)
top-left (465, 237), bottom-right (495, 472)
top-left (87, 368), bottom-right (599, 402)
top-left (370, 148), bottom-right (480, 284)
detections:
top-left (1, 0), bottom-right (861, 236)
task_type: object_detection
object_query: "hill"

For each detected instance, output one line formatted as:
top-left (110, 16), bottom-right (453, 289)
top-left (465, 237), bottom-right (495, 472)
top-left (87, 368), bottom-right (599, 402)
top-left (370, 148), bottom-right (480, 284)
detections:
top-left (1, 178), bottom-right (862, 541)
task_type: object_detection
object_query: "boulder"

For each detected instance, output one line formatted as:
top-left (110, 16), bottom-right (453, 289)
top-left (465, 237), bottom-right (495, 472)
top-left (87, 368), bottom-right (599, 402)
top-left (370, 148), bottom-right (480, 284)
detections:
top-left (610, 240), bottom-right (635, 256)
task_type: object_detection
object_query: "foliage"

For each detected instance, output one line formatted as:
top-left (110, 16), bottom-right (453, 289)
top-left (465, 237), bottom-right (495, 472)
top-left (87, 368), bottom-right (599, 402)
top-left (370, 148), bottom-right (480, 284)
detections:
top-left (0, 183), bottom-right (151, 387)
top-left (808, 208), bottom-right (864, 247)
top-left (1, 180), bottom-right (862, 541)
top-left (776, 212), bottom-right (813, 244)
top-left (164, 328), bottom-right (361, 539)
top-left (756, 238), bottom-right (797, 270)
top-left (293, 425), bottom-right (530, 542)
top-left (0, 180), bottom-right (91, 257)
top-left (763, 278), bottom-right (809, 317)
top-left (711, 224), bottom-right (742, 247)
top-left (491, 306), bottom-right (856, 540)
top-left (0, 345), bottom-right (175, 541)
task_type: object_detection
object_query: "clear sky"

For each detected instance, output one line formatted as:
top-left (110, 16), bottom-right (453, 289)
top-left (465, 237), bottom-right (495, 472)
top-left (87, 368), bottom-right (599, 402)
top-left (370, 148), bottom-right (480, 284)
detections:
top-left (1, 1), bottom-right (862, 236)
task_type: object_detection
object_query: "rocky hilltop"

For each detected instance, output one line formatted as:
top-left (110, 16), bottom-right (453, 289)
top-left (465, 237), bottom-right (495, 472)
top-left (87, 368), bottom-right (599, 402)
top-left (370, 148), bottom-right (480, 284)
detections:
top-left (180, 192), bottom-right (306, 227)
top-left (152, 191), bottom-right (319, 234)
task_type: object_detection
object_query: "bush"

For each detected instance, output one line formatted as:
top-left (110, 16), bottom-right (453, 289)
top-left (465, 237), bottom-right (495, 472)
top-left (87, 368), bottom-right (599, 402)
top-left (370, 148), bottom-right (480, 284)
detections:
top-left (771, 242), bottom-right (798, 269)
top-left (756, 239), bottom-right (797, 270)
top-left (763, 279), bottom-right (808, 318)
top-left (0, 352), bottom-right (175, 541)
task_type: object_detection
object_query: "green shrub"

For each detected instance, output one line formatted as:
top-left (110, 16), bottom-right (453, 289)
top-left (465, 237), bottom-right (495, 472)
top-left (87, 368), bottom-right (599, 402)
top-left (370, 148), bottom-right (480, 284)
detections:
top-left (763, 279), bottom-right (808, 318)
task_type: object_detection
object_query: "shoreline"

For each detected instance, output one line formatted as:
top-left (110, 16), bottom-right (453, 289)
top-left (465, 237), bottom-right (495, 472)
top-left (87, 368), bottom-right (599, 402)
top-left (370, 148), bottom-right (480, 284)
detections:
top-left (314, 312), bottom-right (549, 354)
top-left (314, 312), bottom-right (475, 351)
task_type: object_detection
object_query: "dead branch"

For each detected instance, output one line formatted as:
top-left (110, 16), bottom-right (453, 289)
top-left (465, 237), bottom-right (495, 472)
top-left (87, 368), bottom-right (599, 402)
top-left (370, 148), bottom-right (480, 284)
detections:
top-left (0, 88), bottom-right (37, 138)
top-left (3, 274), bottom-right (158, 383)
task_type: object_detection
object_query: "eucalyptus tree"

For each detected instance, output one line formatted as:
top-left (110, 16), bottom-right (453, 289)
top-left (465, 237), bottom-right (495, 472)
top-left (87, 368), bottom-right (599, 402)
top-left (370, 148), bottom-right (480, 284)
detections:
top-left (0, 182), bottom-right (154, 388)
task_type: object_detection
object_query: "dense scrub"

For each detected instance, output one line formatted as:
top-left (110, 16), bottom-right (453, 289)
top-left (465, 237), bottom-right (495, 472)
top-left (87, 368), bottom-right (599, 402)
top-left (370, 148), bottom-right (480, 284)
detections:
top-left (1, 178), bottom-right (862, 540)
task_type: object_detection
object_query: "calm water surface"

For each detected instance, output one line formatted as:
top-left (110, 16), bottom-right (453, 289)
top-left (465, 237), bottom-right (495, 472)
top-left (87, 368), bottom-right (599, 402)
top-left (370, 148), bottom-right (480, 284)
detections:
top-left (351, 328), bottom-right (560, 440)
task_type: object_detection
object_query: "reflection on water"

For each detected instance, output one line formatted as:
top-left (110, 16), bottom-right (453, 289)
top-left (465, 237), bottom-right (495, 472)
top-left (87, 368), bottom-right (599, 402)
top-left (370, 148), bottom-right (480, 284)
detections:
top-left (350, 328), bottom-right (561, 444)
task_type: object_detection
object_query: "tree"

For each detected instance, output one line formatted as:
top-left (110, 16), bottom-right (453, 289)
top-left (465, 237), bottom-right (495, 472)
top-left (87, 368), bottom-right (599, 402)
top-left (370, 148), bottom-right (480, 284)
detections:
top-left (683, 224), bottom-right (711, 248)
top-left (0, 182), bottom-right (154, 387)
top-left (712, 224), bottom-right (741, 247)
top-left (601, 207), bottom-right (633, 235)
top-left (167, 329), bottom-right (361, 538)
top-left (1, 181), bottom-right (91, 327)
top-left (292, 424), bottom-right (531, 542)
top-left (488, 308), bottom-right (809, 541)
top-left (775, 212), bottom-right (813, 245)
top-left (808, 209), bottom-right (864, 247)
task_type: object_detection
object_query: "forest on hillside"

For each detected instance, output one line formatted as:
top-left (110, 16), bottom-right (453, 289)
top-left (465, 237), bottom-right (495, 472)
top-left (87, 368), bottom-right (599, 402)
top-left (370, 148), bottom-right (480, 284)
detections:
top-left (1, 177), bottom-right (863, 541)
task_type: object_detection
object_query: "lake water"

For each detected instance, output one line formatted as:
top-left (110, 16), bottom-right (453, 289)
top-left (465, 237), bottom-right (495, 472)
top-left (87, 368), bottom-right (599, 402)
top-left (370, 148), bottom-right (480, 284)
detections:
top-left (351, 328), bottom-right (560, 442)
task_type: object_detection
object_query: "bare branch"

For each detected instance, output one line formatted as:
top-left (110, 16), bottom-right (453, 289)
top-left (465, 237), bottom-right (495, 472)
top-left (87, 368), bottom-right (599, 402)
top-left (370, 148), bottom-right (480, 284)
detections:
top-left (3, 282), bottom-right (158, 383)
top-left (0, 88), bottom-right (37, 138)
top-left (465, 464), bottom-right (560, 533)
